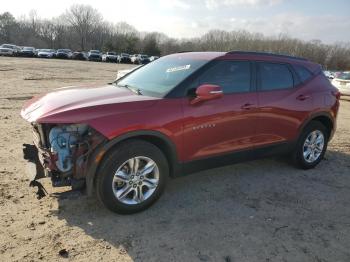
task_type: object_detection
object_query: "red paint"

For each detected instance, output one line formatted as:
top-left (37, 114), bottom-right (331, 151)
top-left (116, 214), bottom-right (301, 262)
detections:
top-left (21, 52), bottom-right (339, 164)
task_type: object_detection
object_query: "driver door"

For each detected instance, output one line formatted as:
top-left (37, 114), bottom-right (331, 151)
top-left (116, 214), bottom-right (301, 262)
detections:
top-left (182, 60), bottom-right (258, 162)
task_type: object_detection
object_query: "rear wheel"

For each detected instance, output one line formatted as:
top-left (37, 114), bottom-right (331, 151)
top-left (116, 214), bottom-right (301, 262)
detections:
top-left (293, 121), bottom-right (329, 169)
top-left (96, 140), bottom-right (169, 214)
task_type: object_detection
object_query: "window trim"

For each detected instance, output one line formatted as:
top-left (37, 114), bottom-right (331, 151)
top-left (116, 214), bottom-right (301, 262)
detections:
top-left (256, 61), bottom-right (296, 92)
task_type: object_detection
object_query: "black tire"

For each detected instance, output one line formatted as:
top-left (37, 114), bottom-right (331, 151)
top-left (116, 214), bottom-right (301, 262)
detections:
top-left (96, 139), bottom-right (169, 214)
top-left (293, 121), bottom-right (329, 169)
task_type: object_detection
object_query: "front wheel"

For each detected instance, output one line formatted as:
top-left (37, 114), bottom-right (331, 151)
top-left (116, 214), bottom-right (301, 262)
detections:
top-left (96, 140), bottom-right (169, 214)
top-left (293, 121), bottom-right (329, 169)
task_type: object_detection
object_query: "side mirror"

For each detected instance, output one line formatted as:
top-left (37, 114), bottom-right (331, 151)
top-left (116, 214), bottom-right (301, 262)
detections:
top-left (190, 84), bottom-right (223, 105)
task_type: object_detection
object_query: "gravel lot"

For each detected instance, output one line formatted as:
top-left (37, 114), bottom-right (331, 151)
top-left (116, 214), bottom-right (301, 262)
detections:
top-left (0, 57), bottom-right (350, 262)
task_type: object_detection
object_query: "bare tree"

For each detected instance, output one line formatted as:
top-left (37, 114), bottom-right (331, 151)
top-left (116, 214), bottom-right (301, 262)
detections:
top-left (64, 4), bottom-right (102, 50)
top-left (1, 6), bottom-right (350, 70)
top-left (0, 12), bottom-right (18, 43)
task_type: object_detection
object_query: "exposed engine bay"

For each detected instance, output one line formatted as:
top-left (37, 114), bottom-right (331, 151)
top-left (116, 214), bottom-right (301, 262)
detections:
top-left (49, 124), bottom-right (88, 173)
top-left (23, 123), bottom-right (106, 193)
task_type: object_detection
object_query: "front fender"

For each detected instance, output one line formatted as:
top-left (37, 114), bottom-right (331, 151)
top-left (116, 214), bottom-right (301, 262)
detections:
top-left (85, 130), bottom-right (181, 196)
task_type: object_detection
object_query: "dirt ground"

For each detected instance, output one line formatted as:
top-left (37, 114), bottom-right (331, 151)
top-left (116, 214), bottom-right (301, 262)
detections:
top-left (0, 57), bottom-right (349, 262)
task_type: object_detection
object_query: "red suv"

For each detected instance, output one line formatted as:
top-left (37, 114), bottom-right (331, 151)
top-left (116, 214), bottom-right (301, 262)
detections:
top-left (21, 51), bottom-right (340, 213)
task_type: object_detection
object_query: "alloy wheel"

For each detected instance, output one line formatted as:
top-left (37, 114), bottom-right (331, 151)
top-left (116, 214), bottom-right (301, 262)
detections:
top-left (302, 130), bottom-right (325, 163)
top-left (112, 156), bottom-right (159, 205)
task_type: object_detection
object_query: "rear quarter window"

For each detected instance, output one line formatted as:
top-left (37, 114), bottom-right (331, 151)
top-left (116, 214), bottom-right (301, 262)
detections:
top-left (294, 65), bottom-right (313, 82)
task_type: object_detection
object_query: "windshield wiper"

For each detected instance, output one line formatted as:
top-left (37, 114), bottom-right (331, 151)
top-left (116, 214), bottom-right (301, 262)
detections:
top-left (117, 84), bottom-right (143, 95)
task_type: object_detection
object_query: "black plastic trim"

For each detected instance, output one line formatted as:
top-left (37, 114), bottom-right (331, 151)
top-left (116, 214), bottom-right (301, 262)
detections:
top-left (227, 51), bottom-right (308, 61)
top-left (181, 141), bottom-right (296, 176)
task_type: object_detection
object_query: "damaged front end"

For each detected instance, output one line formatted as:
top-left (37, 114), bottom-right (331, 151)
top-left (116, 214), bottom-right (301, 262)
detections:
top-left (23, 123), bottom-right (106, 198)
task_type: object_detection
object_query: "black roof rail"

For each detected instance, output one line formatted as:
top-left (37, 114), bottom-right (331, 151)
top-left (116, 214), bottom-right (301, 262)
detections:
top-left (226, 51), bottom-right (308, 61)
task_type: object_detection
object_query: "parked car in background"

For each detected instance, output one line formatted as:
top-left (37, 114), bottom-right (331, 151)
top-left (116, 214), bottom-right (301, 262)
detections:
top-left (131, 54), bottom-right (150, 64)
top-left (88, 50), bottom-right (102, 61)
top-left (37, 49), bottom-right (56, 58)
top-left (0, 44), bottom-right (20, 56)
top-left (333, 72), bottom-right (342, 78)
top-left (323, 70), bottom-right (334, 79)
top-left (72, 51), bottom-right (88, 61)
top-left (21, 51), bottom-right (340, 214)
top-left (102, 51), bottom-right (118, 62)
top-left (138, 54), bottom-right (150, 64)
top-left (115, 65), bottom-right (142, 80)
top-left (149, 56), bottom-right (159, 62)
top-left (56, 49), bottom-right (73, 59)
top-left (19, 47), bottom-right (36, 57)
top-left (35, 49), bottom-right (42, 57)
top-left (130, 54), bottom-right (139, 64)
top-left (332, 71), bottom-right (350, 96)
top-left (118, 53), bottom-right (131, 64)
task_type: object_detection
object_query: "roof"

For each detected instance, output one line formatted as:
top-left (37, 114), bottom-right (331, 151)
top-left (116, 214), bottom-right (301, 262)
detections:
top-left (168, 52), bottom-right (225, 61)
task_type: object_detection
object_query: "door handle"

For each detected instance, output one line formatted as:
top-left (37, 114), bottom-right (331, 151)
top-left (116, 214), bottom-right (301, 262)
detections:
top-left (296, 94), bottom-right (311, 101)
top-left (241, 103), bottom-right (255, 110)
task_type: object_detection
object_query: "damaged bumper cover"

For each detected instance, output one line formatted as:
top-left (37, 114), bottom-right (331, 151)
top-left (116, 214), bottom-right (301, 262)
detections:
top-left (23, 143), bottom-right (46, 181)
top-left (23, 123), bottom-right (106, 196)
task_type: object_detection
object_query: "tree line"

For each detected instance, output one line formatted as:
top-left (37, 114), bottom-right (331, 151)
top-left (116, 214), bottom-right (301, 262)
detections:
top-left (1, 4), bottom-right (349, 70)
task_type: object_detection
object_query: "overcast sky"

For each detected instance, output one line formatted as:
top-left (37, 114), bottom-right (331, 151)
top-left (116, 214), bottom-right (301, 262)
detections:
top-left (1, 0), bottom-right (349, 43)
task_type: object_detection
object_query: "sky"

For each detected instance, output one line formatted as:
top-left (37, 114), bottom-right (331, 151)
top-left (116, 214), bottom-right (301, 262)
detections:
top-left (1, 0), bottom-right (349, 44)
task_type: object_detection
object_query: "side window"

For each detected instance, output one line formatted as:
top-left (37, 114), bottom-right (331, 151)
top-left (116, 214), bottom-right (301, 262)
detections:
top-left (258, 62), bottom-right (294, 91)
top-left (294, 65), bottom-right (313, 82)
top-left (195, 61), bottom-right (251, 94)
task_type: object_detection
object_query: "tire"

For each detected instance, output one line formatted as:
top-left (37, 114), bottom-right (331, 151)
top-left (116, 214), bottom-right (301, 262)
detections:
top-left (293, 121), bottom-right (329, 169)
top-left (96, 139), bottom-right (169, 214)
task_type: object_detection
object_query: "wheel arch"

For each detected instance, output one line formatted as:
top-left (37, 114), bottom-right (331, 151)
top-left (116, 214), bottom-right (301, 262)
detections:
top-left (85, 130), bottom-right (181, 196)
top-left (299, 112), bottom-right (335, 139)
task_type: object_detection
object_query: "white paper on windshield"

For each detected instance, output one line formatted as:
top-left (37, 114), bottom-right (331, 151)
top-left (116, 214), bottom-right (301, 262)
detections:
top-left (166, 64), bottom-right (191, 73)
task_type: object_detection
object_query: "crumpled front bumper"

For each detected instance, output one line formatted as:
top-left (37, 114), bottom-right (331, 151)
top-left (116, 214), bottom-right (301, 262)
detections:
top-left (23, 143), bottom-right (46, 181)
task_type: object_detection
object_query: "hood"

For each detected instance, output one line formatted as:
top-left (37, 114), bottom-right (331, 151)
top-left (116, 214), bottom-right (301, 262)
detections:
top-left (21, 84), bottom-right (159, 123)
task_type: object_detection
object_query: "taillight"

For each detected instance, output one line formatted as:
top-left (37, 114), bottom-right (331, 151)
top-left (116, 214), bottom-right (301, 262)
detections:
top-left (332, 90), bottom-right (341, 99)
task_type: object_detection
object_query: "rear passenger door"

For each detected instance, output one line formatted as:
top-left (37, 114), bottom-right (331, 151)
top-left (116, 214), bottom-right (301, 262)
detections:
top-left (256, 62), bottom-right (314, 146)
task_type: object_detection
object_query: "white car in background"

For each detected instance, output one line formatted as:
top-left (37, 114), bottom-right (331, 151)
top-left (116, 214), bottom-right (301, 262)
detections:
top-left (149, 56), bottom-right (159, 61)
top-left (0, 44), bottom-right (19, 56)
top-left (115, 65), bottom-right (142, 80)
top-left (102, 51), bottom-right (118, 62)
top-left (324, 70), bottom-right (334, 79)
top-left (332, 71), bottom-right (350, 96)
top-left (37, 49), bottom-right (56, 58)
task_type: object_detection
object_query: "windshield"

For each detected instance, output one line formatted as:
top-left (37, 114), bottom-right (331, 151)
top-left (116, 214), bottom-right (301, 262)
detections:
top-left (90, 50), bottom-right (100, 53)
top-left (41, 49), bottom-right (51, 52)
top-left (338, 72), bottom-right (350, 80)
top-left (116, 56), bottom-right (209, 97)
top-left (23, 47), bottom-right (34, 51)
top-left (107, 52), bottom-right (116, 55)
top-left (57, 49), bottom-right (70, 52)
